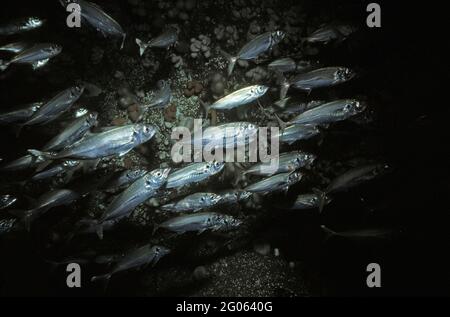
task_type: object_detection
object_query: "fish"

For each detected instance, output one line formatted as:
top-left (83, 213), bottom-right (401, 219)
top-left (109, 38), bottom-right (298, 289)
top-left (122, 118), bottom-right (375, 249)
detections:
top-left (268, 57), bottom-right (297, 73)
top-left (29, 124), bottom-right (156, 161)
top-left (221, 31), bottom-right (285, 75)
top-left (161, 192), bottom-right (222, 213)
top-left (165, 161), bottom-right (225, 189)
top-left (314, 163), bottom-right (391, 211)
top-left (0, 41), bottom-right (30, 54)
top-left (244, 151), bottom-right (316, 176)
top-left (274, 124), bottom-right (320, 145)
top-left (245, 171), bottom-right (302, 194)
top-left (303, 24), bottom-right (355, 44)
top-left (0, 17), bottom-right (45, 36)
top-left (91, 245), bottom-right (170, 283)
top-left (0, 218), bottom-right (18, 235)
top-left (275, 98), bottom-right (324, 115)
top-left (144, 80), bottom-right (171, 109)
top-left (279, 67), bottom-right (355, 99)
top-left (0, 154), bottom-right (45, 172)
top-left (0, 195), bottom-right (17, 210)
top-left (203, 85), bottom-right (269, 112)
top-left (283, 193), bottom-right (331, 210)
top-left (100, 168), bottom-right (148, 192)
top-left (278, 99), bottom-right (366, 127)
top-left (30, 160), bottom-right (80, 182)
top-left (10, 189), bottom-right (80, 231)
top-left (321, 225), bottom-right (395, 241)
top-left (135, 27), bottom-right (178, 56)
top-left (0, 102), bottom-right (43, 125)
top-left (94, 168), bottom-right (170, 239)
top-left (62, 0), bottom-right (126, 49)
top-left (16, 85), bottom-right (84, 136)
top-left (154, 212), bottom-right (242, 235)
top-left (0, 43), bottom-right (62, 71)
top-left (186, 122), bottom-right (258, 150)
top-left (42, 112), bottom-right (98, 151)
top-left (217, 190), bottom-right (252, 205)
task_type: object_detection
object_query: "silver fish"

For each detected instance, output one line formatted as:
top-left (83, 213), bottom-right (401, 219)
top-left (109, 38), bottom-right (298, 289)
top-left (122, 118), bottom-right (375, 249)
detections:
top-left (155, 212), bottom-right (241, 235)
top-left (206, 85), bottom-right (269, 111)
top-left (0, 218), bottom-right (17, 235)
top-left (0, 194), bottom-right (17, 210)
top-left (161, 192), bottom-right (222, 213)
top-left (29, 124), bottom-right (156, 160)
top-left (244, 151), bottom-right (316, 176)
top-left (245, 171), bottom-right (302, 194)
top-left (62, 0), bottom-right (126, 49)
top-left (217, 190), bottom-right (252, 205)
top-left (285, 193), bottom-right (331, 210)
top-left (286, 99), bottom-right (366, 126)
top-left (0, 41), bottom-right (29, 54)
top-left (0, 43), bottom-right (62, 71)
top-left (0, 154), bottom-right (45, 172)
top-left (91, 245), bottom-right (170, 283)
top-left (287, 67), bottom-right (355, 95)
top-left (12, 189), bottom-right (80, 231)
top-left (145, 80), bottom-right (171, 109)
top-left (268, 57), bottom-right (297, 73)
top-left (0, 17), bottom-right (45, 36)
top-left (321, 225), bottom-right (395, 241)
top-left (304, 24), bottom-right (355, 44)
top-left (187, 122), bottom-right (258, 150)
top-left (275, 98), bottom-right (324, 115)
top-left (100, 168), bottom-right (148, 192)
top-left (17, 85), bottom-right (84, 135)
top-left (0, 102), bottom-right (43, 125)
top-left (165, 161), bottom-right (225, 189)
top-left (315, 163), bottom-right (391, 211)
top-left (275, 124), bottom-right (320, 145)
top-left (42, 112), bottom-right (98, 151)
top-left (95, 168), bottom-right (170, 239)
top-left (135, 27), bottom-right (178, 56)
top-left (221, 31), bottom-right (285, 75)
top-left (30, 160), bottom-right (80, 182)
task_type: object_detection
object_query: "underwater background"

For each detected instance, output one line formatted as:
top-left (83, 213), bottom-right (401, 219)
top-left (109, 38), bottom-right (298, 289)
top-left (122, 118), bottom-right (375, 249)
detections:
top-left (0, 0), bottom-right (447, 296)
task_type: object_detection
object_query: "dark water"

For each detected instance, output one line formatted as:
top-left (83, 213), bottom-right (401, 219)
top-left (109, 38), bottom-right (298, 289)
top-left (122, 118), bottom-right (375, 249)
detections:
top-left (0, 0), bottom-right (447, 296)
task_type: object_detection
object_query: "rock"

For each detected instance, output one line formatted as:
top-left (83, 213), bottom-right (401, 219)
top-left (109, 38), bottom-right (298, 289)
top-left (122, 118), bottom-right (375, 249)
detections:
top-left (274, 248), bottom-right (280, 257)
top-left (164, 104), bottom-right (177, 121)
top-left (254, 243), bottom-right (271, 256)
top-left (193, 266), bottom-right (209, 280)
top-left (111, 117), bottom-right (128, 126)
top-left (184, 80), bottom-right (203, 97)
top-left (123, 157), bottom-right (134, 169)
top-left (114, 70), bottom-right (124, 79)
top-left (127, 104), bottom-right (142, 122)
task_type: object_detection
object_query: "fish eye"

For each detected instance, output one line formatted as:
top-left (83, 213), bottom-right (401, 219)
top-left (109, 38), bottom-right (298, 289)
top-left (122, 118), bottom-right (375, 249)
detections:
top-left (200, 197), bottom-right (205, 202)
top-left (156, 171), bottom-right (162, 177)
top-left (206, 164), bottom-right (210, 169)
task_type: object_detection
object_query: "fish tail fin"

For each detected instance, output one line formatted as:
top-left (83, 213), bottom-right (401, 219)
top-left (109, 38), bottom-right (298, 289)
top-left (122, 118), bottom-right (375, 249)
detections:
top-left (199, 99), bottom-right (210, 117)
top-left (320, 224), bottom-right (337, 241)
top-left (219, 49), bottom-right (237, 76)
top-left (135, 38), bottom-right (148, 56)
top-left (96, 223), bottom-right (104, 240)
top-left (312, 188), bottom-right (328, 213)
top-left (274, 97), bottom-right (290, 109)
top-left (28, 149), bottom-right (53, 161)
top-left (120, 33), bottom-right (126, 50)
top-left (275, 71), bottom-right (290, 100)
top-left (0, 59), bottom-right (10, 72)
top-left (273, 113), bottom-right (289, 131)
top-left (152, 224), bottom-right (159, 236)
top-left (9, 209), bottom-right (35, 232)
top-left (14, 124), bottom-right (25, 138)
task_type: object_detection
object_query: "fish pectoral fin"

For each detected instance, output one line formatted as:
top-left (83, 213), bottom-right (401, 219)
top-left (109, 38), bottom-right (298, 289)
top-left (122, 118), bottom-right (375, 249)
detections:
top-left (31, 58), bottom-right (50, 70)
